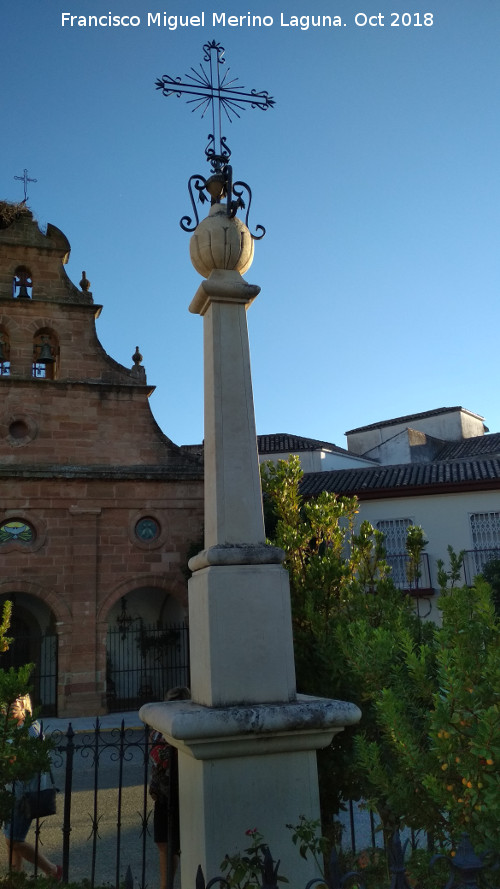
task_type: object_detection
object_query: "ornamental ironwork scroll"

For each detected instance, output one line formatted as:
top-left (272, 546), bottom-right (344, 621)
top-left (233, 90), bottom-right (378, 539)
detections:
top-left (155, 41), bottom-right (274, 238)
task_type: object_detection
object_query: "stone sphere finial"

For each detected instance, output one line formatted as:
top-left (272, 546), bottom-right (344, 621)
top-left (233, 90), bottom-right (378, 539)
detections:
top-left (190, 204), bottom-right (254, 279)
top-left (80, 271), bottom-right (91, 292)
top-left (132, 346), bottom-right (143, 366)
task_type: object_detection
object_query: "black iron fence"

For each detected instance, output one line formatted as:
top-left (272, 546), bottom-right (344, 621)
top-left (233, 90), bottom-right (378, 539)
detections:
top-left (4, 725), bottom-right (498, 888)
top-left (5, 721), bottom-right (153, 887)
top-left (195, 832), bottom-right (499, 889)
top-left (106, 622), bottom-right (190, 712)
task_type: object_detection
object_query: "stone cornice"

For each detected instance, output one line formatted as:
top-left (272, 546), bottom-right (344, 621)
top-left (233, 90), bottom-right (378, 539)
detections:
top-left (140, 695), bottom-right (361, 760)
top-left (0, 377), bottom-right (154, 394)
top-left (0, 464), bottom-right (203, 481)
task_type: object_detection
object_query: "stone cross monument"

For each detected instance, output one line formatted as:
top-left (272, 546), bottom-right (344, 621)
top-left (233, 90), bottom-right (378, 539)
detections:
top-left (140, 43), bottom-right (360, 887)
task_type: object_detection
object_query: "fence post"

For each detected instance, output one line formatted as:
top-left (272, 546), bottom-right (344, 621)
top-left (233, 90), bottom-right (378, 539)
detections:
top-left (431, 833), bottom-right (495, 889)
top-left (61, 723), bottom-right (75, 883)
top-left (388, 832), bottom-right (412, 889)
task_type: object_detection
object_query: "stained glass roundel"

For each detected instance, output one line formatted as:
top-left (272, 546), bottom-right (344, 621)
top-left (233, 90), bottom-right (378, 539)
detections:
top-left (135, 517), bottom-right (160, 542)
top-left (0, 520), bottom-right (35, 544)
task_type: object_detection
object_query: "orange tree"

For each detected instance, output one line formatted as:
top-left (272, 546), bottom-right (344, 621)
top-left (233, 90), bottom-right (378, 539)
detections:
top-left (261, 457), bottom-right (500, 851)
top-left (350, 578), bottom-right (500, 850)
top-left (260, 457), bottom-right (436, 835)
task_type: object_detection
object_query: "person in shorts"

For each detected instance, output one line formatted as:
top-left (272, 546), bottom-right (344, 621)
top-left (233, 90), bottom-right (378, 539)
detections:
top-left (3, 695), bottom-right (61, 880)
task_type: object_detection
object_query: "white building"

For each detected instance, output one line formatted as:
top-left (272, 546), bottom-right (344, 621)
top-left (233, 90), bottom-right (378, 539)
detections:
top-left (185, 407), bottom-right (500, 616)
top-left (297, 408), bottom-right (500, 619)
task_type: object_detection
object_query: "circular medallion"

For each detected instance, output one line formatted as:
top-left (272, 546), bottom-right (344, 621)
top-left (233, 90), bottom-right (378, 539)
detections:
top-left (135, 517), bottom-right (160, 542)
top-left (0, 519), bottom-right (35, 544)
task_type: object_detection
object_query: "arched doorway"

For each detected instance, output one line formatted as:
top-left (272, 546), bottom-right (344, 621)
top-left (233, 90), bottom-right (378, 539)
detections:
top-left (0, 594), bottom-right (58, 716)
top-left (106, 588), bottom-right (189, 712)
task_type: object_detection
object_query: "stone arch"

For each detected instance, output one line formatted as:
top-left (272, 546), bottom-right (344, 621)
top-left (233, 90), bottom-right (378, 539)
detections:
top-left (0, 577), bottom-right (72, 626)
top-left (0, 587), bottom-right (60, 716)
top-left (98, 573), bottom-right (187, 625)
top-left (101, 575), bottom-right (189, 711)
top-left (13, 265), bottom-right (33, 299)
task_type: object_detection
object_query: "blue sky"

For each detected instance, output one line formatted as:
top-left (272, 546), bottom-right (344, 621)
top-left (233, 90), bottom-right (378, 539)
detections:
top-left (2, 2), bottom-right (499, 448)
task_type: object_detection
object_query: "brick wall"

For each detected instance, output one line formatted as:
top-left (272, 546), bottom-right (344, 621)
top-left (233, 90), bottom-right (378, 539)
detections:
top-left (0, 203), bottom-right (204, 716)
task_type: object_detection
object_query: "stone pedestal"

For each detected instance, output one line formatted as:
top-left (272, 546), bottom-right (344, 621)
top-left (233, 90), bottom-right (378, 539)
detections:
top-left (140, 697), bottom-right (361, 887)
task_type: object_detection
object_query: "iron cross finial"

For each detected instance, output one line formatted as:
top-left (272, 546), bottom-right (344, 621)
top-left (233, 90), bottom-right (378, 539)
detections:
top-left (14, 168), bottom-right (37, 203)
top-left (155, 42), bottom-right (274, 239)
top-left (156, 41), bottom-right (274, 168)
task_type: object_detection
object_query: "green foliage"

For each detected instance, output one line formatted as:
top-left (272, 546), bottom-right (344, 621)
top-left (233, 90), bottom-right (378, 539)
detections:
top-left (286, 816), bottom-right (329, 875)
top-left (423, 580), bottom-right (500, 849)
top-left (480, 558), bottom-right (500, 614)
top-left (348, 581), bottom-right (500, 850)
top-left (220, 819), bottom-right (328, 888)
top-left (405, 526), bottom-right (428, 591)
top-left (260, 457), bottom-right (430, 824)
top-left (260, 457), bottom-right (500, 852)
top-left (436, 545), bottom-right (465, 591)
top-left (0, 601), bottom-right (53, 826)
top-left (220, 828), bottom-right (287, 888)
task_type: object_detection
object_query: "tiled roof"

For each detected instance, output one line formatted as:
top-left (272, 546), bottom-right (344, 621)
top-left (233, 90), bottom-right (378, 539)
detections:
top-left (345, 406), bottom-right (484, 436)
top-left (182, 434), bottom-right (352, 456)
top-left (257, 433), bottom-right (350, 455)
top-left (436, 433), bottom-right (500, 461)
top-left (300, 458), bottom-right (500, 498)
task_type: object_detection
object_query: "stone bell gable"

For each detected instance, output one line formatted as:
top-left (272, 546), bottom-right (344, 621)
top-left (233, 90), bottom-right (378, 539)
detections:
top-left (0, 202), bottom-right (193, 469)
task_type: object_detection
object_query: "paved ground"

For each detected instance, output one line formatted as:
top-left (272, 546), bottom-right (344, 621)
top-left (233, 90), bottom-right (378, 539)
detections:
top-left (41, 710), bottom-right (145, 735)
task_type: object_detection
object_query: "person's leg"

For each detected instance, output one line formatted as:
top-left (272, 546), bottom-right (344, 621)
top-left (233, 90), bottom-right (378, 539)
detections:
top-left (5, 838), bottom-right (23, 871)
top-left (157, 841), bottom-right (168, 889)
top-left (11, 839), bottom-right (59, 878)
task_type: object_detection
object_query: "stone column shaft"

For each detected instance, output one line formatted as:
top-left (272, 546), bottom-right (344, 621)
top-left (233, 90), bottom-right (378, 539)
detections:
top-left (202, 290), bottom-right (265, 548)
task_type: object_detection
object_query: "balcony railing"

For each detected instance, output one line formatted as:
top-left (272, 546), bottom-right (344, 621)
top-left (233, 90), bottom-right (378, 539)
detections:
top-left (386, 552), bottom-right (433, 595)
top-left (463, 547), bottom-right (500, 585)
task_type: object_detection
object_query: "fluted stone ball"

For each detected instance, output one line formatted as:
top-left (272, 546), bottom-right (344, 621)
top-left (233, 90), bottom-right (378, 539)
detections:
top-left (190, 204), bottom-right (254, 278)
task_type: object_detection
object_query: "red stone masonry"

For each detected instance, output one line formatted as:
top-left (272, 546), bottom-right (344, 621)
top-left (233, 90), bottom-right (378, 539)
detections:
top-left (0, 203), bottom-right (203, 716)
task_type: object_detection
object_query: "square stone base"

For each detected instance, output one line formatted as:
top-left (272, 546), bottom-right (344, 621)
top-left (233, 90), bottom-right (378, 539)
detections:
top-left (188, 564), bottom-right (296, 706)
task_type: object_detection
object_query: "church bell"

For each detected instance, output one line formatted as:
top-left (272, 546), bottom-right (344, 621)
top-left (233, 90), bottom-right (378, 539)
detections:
top-left (38, 338), bottom-right (54, 362)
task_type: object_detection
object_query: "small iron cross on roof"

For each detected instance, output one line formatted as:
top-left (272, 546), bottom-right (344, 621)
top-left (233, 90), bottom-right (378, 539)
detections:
top-left (14, 168), bottom-right (37, 203)
top-left (155, 41), bottom-right (274, 238)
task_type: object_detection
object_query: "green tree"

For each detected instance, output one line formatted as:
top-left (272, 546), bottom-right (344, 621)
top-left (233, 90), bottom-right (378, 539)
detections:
top-left (260, 457), bottom-right (435, 833)
top-left (261, 457), bottom-right (500, 851)
top-left (0, 601), bottom-right (53, 825)
top-left (480, 557), bottom-right (500, 615)
top-left (353, 579), bottom-right (500, 850)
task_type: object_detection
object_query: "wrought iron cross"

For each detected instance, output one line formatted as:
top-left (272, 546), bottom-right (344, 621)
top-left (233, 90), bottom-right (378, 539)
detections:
top-left (155, 41), bottom-right (274, 238)
top-left (14, 168), bottom-right (37, 202)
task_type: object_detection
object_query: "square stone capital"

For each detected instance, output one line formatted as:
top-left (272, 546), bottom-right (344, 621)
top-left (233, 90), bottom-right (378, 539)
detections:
top-left (189, 269), bottom-right (260, 315)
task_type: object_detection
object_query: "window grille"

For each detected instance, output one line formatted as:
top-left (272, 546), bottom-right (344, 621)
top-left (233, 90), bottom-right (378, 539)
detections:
top-left (376, 518), bottom-right (413, 586)
top-left (32, 362), bottom-right (48, 378)
top-left (469, 511), bottom-right (500, 573)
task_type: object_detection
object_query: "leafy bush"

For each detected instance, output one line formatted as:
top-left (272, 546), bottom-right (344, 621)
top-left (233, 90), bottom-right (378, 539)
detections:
top-left (0, 601), bottom-right (53, 826)
top-left (261, 458), bottom-right (500, 851)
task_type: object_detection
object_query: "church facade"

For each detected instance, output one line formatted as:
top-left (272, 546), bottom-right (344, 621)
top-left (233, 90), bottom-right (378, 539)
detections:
top-left (0, 202), bottom-right (203, 717)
